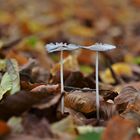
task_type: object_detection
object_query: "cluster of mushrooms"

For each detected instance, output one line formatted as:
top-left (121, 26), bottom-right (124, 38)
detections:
top-left (45, 42), bottom-right (116, 120)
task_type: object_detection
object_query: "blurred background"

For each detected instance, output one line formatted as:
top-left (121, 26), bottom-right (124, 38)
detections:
top-left (0, 0), bottom-right (140, 66)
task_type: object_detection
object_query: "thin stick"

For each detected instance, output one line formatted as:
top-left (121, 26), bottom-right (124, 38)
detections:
top-left (96, 51), bottom-right (100, 121)
top-left (60, 50), bottom-right (64, 114)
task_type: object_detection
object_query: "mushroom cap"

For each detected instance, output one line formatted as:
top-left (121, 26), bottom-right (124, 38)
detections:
top-left (83, 43), bottom-right (116, 51)
top-left (45, 42), bottom-right (80, 53)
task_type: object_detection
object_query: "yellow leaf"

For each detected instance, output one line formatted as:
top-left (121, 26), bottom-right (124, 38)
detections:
top-left (100, 63), bottom-right (132, 84)
top-left (51, 55), bottom-right (79, 75)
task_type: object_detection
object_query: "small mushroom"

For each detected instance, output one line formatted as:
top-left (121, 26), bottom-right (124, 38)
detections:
top-left (83, 43), bottom-right (116, 120)
top-left (45, 42), bottom-right (80, 114)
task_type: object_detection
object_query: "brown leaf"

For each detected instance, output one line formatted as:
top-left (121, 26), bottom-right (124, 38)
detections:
top-left (64, 71), bottom-right (89, 88)
top-left (121, 93), bottom-right (140, 125)
top-left (132, 135), bottom-right (140, 140)
top-left (20, 81), bottom-right (41, 91)
top-left (22, 114), bottom-right (54, 138)
top-left (102, 116), bottom-right (138, 140)
top-left (114, 86), bottom-right (138, 113)
top-left (64, 91), bottom-right (103, 113)
top-left (100, 101), bottom-right (118, 120)
top-left (131, 0), bottom-right (140, 8)
top-left (115, 82), bottom-right (140, 93)
top-left (29, 93), bottom-right (62, 123)
top-left (31, 84), bottom-right (60, 94)
top-left (6, 50), bottom-right (28, 65)
top-left (0, 85), bottom-right (60, 120)
top-left (67, 108), bottom-right (98, 126)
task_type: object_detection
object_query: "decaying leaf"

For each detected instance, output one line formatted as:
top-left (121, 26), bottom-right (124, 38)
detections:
top-left (67, 108), bottom-right (98, 126)
top-left (7, 117), bottom-right (23, 134)
top-left (100, 63), bottom-right (133, 84)
top-left (6, 59), bottom-right (20, 94)
top-left (0, 72), bottom-right (12, 100)
top-left (102, 116), bottom-right (138, 140)
top-left (0, 59), bottom-right (6, 71)
top-left (52, 116), bottom-right (76, 135)
top-left (0, 120), bottom-right (10, 136)
top-left (22, 114), bottom-right (54, 138)
top-left (0, 59), bottom-right (20, 100)
top-left (100, 101), bottom-right (118, 120)
top-left (64, 91), bottom-right (103, 113)
top-left (114, 86), bottom-right (139, 113)
top-left (0, 84), bottom-right (60, 120)
top-left (77, 125), bottom-right (104, 135)
top-left (31, 84), bottom-right (59, 94)
top-left (51, 55), bottom-right (79, 76)
top-left (115, 82), bottom-right (140, 93)
top-left (6, 50), bottom-right (28, 65)
top-left (121, 92), bottom-right (140, 125)
top-left (64, 71), bottom-right (91, 88)
top-left (29, 93), bottom-right (62, 123)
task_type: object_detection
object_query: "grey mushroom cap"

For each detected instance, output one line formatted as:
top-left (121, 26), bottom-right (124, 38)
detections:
top-left (45, 42), bottom-right (80, 53)
top-left (82, 43), bottom-right (116, 51)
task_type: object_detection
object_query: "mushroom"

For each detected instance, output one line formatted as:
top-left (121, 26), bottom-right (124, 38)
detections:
top-left (45, 42), bottom-right (80, 114)
top-left (83, 43), bottom-right (116, 120)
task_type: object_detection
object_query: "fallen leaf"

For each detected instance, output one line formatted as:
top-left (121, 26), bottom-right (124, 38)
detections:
top-left (7, 117), bottom-right (23, 134)
top-left (0, 72), bottom-right (12, 100)
top-left (77, 125), bottom-right (104, 134)
top-left (64, 91), bottom-right (103, 113)
top-left (6, 50), bottom-right (28, 65)
top-left (102, 116), bottom-right (138, 140)
top-left (64, 71), bottom-right (89, 88)
top-left (0, 120), bottom-right (10, 136)
top-left (51, 55), bottom-right (79, 76)
top-left (6, 59), bottom-right (20, 94)
top-left (121, 92), bottom-right (140, 125)
top-left (52, 116), bottom-right (76, 135)
top-left (0, 85), bottom-right (60, 120)
top-left (29, 93), bottom-right (62, 123)
top-left (100, 101), bottom-right (118, 120)
top-left (114, 86), bottom-right (138, 113)
top-left (100, 63), bottom-right (133, 84)
top-left (23, 114), bottom-right (54, 138)
top-left (0, 59), bottom-right (6, 71)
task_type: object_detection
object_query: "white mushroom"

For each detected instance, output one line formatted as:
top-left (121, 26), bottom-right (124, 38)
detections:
top-left (45, 42), bottom-right (80, 114)
top-left (83, 43), bottom-right (116, 120)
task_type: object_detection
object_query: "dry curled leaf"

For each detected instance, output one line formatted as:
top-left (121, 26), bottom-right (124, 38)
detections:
top-left (100, 101), bottom-right (118, 120)
top-left (64, 91), bottom-right (103, 113)
top-left (114, 86), bottom-right (139, 113)
top-left (121, 92), bottom-right (140, 125)
top-left (102, 116), bottom-right (138, 140)
top-left (0, 84), bottom-right (60, 120)
top-left (31, 84), bottom-right (60, 94)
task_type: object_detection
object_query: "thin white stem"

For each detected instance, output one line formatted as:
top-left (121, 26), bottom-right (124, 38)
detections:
top-left (60, 50), bottom-right (64, 114)
top-left (96, 51), bottom-right (100, 121)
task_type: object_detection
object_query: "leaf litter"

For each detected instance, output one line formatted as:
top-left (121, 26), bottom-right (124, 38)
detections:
top-left (0, 0), bottom-right (140, 140)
